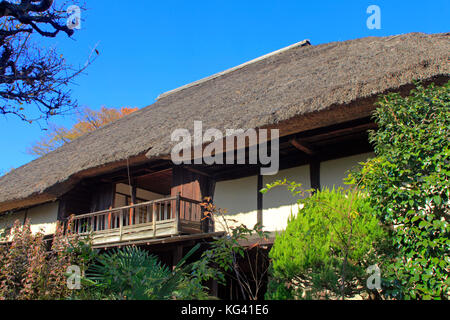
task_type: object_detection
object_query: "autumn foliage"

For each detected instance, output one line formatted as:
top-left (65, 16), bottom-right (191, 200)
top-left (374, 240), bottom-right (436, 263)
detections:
top-left (28, 106), bottom-right (138, 156)
top-left (0, 218), bottom-right (93, 300)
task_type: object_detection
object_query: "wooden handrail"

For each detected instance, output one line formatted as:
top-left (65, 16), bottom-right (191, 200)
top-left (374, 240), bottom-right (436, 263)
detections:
top-left (65, 195), bottom-right (204, 238)
top-left (62, 195), bottom-right (210, 247)
top-left (178, 196), bottom-right (202, 204)
top-left (70, 196), bottom-right (177, 220)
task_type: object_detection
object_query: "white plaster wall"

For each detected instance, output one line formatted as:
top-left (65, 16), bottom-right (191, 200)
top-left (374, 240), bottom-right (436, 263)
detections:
top-left (27, 202), bottom-right (59, 235)
top-left (262, 164), bottom-right (310, 232)
top-left (0, 211), bottom-right (26, 237)
top-left (213, 165), bottom-right (310, 232)
top-left (320, 152), bottom-right (374, 190)
top-left (0, 201), bottom-right (59, 238)
top-left (213, 175), bottom-right (258, 231)
top-left (212, 152), bottom-right (375, 234)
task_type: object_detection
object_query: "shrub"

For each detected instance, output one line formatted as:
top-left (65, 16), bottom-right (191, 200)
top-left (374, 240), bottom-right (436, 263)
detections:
top-left (199, 198), bottom-right (270, 300)
top-left (86, 244), bottom-right (213, 300)
top-left (264, 183), bottom-right (387, 300)
top-left (349, 81), bottom-right (450, 299)
top-left (0, 218), bottom-right (94, 300)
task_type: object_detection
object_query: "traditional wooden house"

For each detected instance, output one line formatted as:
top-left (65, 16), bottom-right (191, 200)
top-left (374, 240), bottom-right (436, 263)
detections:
top-left (0, 33), bottom-right (449, 269)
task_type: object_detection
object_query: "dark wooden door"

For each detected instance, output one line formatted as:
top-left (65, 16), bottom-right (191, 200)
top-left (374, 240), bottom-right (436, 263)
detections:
top-left (171, 166), bottom-right (215, 231)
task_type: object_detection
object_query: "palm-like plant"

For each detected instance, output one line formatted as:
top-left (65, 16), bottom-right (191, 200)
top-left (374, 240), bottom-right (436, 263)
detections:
top-left (87, 244), bottom-right (206, 300)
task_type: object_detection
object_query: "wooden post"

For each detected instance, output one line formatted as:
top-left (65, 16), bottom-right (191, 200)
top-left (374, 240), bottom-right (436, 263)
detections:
top-left (309, 158), bottom-right (321, 192)
top-left (22, 208), bottom-right (28, 225)
top-left (119, 209), bottom-right (123, 241)
top-left (175, 193), bottom-right (181, 234)
top-left (257, 172), bottom-right (263, 227)
top-left (152, 202), bottom-right (157, 237)
top-left (108, 206), bottom-right (112, 230)
top-left (210, 280), bottom-right (218, 298)
top-left (130, 185), bottom-right (137, 225)
top-left (188, 202), bottom-right (192, 221)
top-left (172, 245), bottom-right (183, 270)
top-left (129, 206), bottom-right (133, 226)
top-left (164, 201), bottom-right (168, 220)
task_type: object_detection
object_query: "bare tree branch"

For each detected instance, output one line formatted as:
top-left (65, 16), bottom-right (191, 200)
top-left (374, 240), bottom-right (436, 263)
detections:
top-left (0, 0), bottom-right (93, 122)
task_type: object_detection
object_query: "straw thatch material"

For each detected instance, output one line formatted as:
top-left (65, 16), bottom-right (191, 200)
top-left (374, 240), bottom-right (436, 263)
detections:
top-left (0, 32), bottom-right (449, 212)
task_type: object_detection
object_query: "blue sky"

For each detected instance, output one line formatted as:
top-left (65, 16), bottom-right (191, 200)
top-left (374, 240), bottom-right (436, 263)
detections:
top-left (0, 0), bottom-right (449, 174)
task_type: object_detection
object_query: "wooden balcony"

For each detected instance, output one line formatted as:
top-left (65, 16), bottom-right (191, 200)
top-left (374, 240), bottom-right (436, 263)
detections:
top-left (66, 195), bottom-right (207, 247)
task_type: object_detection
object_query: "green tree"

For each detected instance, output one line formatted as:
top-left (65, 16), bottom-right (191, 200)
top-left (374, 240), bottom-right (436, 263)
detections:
top-left (349, 81), bottom-right (450, 299)
top-left (263, 182), bottom-right (387, 300)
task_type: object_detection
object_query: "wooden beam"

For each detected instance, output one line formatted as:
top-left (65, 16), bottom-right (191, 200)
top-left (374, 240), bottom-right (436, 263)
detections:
top-left (212, 139), bottom-right (372, 183)
top-left (300, 123), bottom-right (377, 143)
top-left (22, 208), bottom-right (28, 225)
top-left (135, 167), bottom-right (172, 180)
top-left (183, 166), bottom-right (213, 178)
top-left (91, 161), bottom-right (172, 184)
top-left (73, 231), bottom-right (228, 249)
top-left (238, 236), bottom-right (275, 247)
top-left (213, 165), bottom-right (260, 182)
top-left (172, 245), bottom-right (183, 270)
top-left (131, 185), bottom-right (137, 204)
top-left (257, 172), bottom-right (263, 226)
top-left (290, 139), bottom-right (315, 155)
top-left (309, 159), bottom-right (321, 192)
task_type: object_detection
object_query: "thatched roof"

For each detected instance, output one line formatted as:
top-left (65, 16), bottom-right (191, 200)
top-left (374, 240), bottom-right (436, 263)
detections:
top-left (0, 32), bottom-right (449, 213)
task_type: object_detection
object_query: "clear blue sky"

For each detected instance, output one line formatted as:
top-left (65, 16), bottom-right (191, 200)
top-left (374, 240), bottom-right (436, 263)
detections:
top-left (0, 0), bottom-right (449, 174)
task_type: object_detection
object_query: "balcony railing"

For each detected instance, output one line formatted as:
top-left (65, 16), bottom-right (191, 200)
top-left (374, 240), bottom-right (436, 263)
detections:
top-left (65, 195), bottom-right (208, 246)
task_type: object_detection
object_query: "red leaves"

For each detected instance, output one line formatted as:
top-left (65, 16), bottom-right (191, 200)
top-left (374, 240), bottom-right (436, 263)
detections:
top-left (0, 217), bottom-right (92, 299)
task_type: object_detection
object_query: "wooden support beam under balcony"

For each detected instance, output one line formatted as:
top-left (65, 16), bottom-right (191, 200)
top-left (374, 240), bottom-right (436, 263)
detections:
top-left (65, 195), bottom-right (207, 247)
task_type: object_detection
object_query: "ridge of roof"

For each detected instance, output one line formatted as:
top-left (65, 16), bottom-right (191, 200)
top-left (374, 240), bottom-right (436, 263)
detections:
top-left (156, 39), bottom-right (311, 100)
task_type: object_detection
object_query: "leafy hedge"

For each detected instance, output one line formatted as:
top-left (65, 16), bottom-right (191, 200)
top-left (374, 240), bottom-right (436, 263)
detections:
top-left (350, 81), bottom-right (450, 299)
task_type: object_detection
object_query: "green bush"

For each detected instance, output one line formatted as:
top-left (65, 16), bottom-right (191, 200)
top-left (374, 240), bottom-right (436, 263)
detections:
top-left (264, 184), bottom-right (387, 300)
top-left (86, 244), bottom-right (212, 300)
top-left (265, 268), bottom-right (294, 300)
top-left (350, 81), bottom-right (450, 299)
top-left (199, 198), bottom-right (270, 300)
